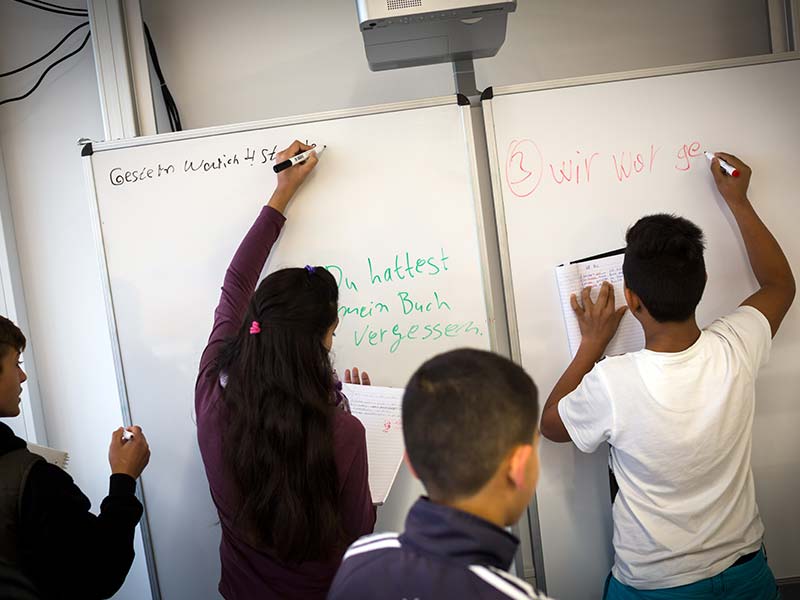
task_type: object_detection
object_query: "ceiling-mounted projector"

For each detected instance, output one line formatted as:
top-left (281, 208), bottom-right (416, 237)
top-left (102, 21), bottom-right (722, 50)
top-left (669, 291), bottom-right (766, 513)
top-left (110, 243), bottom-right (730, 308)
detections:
top-left (356, 0), bottom-right (517, 71)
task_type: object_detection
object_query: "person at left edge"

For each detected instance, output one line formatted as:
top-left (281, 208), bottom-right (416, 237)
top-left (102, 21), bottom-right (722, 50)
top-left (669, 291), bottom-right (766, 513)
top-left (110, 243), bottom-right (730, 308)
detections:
top-left (0, 316), bottom-right (150, 600)
top-left (195, 141), bottom-right (376, 599)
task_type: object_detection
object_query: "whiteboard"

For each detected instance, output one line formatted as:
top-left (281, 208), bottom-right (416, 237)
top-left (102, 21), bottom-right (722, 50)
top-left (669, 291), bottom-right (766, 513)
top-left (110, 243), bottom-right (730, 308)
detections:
top-left (82, 98), bottom-right (496, 599)
top-left (484, 54), bottom-right (800, 599)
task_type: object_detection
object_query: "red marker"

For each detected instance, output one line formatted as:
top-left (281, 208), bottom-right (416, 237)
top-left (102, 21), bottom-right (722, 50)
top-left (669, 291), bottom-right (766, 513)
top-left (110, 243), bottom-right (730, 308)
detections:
top-left (705, 151), bottom-right (740, 177)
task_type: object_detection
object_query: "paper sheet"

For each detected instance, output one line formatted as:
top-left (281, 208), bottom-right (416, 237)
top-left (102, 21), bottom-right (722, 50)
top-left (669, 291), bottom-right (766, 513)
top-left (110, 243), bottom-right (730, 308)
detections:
top-left (343, 383), bottom-right (405, 505)
top-left (27, 443), bottom-right (70, 470)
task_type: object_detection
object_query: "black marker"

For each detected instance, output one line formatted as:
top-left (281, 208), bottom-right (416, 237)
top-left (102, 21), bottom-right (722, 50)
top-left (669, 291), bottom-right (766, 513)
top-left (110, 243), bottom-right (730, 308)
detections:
top-left (273, 145), bottom-right (326, 173)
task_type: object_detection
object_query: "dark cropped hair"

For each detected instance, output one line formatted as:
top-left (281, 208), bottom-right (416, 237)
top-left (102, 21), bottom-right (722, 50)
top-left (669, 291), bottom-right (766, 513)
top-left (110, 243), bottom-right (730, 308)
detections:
top-left (623, 214), bottom-right (706, 322)
top-left (215, 266), bottom-right (343, 563)
top-left (403, 349), bottom-right (538, 501)
top-left (0, 315), bottom-right (26, 371)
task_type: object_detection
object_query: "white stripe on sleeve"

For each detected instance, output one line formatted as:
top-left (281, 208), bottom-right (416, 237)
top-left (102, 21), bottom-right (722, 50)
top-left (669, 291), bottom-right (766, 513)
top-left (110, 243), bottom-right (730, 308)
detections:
top-left (349, 532), bottom-right (399, 549)
top-left (343, 539), bottom-right (401, 561)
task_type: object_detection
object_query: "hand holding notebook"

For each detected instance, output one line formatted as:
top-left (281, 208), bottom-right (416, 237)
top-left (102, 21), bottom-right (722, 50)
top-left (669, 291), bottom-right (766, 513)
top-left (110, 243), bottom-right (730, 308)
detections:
top-left (555, 249), bottom-right (645, 357)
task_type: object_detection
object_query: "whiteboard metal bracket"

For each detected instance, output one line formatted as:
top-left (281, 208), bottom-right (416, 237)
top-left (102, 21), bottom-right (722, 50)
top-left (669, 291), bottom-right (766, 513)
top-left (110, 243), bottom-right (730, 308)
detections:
top-left (453, 58), bottom-right (480, 104)
top-left (87, 0), bottom-right (157, 140)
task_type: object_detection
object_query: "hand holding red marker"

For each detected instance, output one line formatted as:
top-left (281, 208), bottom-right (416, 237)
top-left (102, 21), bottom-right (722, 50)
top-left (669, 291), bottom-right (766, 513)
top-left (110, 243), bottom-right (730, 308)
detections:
top-left (705, 151), bottom-right (740, 177)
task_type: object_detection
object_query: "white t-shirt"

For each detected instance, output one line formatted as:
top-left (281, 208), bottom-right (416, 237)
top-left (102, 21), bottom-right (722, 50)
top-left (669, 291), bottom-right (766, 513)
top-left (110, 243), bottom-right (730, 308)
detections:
top-left (558, 306), bottom-right (772, 590)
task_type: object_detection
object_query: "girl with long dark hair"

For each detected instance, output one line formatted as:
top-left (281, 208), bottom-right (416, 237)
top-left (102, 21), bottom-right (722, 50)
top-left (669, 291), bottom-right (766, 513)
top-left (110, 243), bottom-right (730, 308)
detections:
top-left (195, 141), bottom-right (376, 599)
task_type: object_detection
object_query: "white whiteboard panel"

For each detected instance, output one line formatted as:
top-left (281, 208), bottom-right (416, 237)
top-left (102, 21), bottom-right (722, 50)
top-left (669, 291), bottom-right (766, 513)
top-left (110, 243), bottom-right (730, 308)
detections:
top-left (485, 55), bottom-right (800, 599)
top-left (84, 100), bottom-right (493, 599)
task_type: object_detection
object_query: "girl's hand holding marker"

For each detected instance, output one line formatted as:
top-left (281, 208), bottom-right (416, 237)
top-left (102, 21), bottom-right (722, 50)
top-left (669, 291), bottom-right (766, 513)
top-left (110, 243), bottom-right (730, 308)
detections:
top-left (273, 145), bottom-right (326, 173)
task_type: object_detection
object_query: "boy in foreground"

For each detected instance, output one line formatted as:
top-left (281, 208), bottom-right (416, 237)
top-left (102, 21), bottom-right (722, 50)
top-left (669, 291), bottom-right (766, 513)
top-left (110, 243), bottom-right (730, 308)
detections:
top-left (329, 348), bottom-right (552, 600)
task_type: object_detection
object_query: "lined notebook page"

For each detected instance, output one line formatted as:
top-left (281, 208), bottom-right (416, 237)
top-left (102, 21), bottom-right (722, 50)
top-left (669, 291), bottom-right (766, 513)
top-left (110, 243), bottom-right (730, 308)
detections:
top-left (343, 383), bottom-right (405, 505)
top-left (555, 264), bottom-right (583, 356)
top-left (555, 252), bottom-right (645, 357)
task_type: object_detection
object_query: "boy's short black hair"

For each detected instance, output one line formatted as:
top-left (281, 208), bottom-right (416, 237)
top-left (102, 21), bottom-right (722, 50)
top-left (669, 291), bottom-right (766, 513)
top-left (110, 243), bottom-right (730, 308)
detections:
top-left (623, 214), bottom-right (706, 322)
top-left (0, 315), bottom-right (25, 371)
top-left (402, 349), bottom-right (538, 501)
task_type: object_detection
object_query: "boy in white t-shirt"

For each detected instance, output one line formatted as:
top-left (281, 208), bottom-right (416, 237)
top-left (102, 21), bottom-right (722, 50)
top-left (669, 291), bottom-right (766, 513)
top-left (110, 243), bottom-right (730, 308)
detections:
top-left (540, 153), bottom-right (795, 599)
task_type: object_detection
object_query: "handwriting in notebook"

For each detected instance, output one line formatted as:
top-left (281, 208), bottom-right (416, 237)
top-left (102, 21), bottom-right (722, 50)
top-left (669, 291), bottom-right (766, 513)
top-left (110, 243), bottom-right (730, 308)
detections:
top-left (555, 252), bottom-right (645, 358)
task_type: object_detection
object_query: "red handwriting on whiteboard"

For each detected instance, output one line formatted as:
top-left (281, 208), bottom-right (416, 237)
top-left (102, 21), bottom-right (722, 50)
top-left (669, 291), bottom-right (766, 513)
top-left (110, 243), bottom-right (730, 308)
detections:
top-left (549, 150), bottom-right (601, 186)
top-left (504, 138), bottom-right (700, 192)
top-left (611, 145), bottom-right (660, 182)
top-left (506, 139), bottom-right (543, 198)
top-left (675, 141), bottom-right (702, 171)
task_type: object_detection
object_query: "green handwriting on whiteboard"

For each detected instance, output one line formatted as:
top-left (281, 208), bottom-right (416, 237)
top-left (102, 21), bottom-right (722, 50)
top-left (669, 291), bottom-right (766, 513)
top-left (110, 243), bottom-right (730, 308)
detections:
top-left (326, 249), bottom-right (480, 353)
top-left (326, 249), bottom-right (450, 294)
top-left (368, 249), bottom-right (450, 285)
top-left (353, 320), bottom-right (482, 354)
top-left (338, 291), bottom-right (452, 322)
top-left (338, 301), bottom-right (391, 320)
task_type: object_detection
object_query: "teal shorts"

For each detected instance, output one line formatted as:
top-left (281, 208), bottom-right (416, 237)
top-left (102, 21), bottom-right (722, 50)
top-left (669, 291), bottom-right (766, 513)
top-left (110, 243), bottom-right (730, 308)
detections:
top-left (603, 549), bottom-right (780, 600)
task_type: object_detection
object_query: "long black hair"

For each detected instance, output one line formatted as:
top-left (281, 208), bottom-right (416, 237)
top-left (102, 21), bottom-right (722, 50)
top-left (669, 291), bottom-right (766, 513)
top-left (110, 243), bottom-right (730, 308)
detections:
top-left (215, 266), bottom-right (343, 562)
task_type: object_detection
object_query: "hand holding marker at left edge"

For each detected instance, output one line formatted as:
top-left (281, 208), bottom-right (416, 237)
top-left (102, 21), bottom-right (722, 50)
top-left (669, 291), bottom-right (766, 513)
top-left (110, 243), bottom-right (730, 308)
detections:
top-left (571, 281), bottom-right (627, 356)
top-left (109, 426), bottom-right (151, 480)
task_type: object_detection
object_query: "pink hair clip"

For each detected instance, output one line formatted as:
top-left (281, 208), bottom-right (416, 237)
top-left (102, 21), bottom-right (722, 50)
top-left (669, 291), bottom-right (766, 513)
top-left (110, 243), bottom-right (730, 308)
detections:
top-left (249, 321), bottom-right (261, 335)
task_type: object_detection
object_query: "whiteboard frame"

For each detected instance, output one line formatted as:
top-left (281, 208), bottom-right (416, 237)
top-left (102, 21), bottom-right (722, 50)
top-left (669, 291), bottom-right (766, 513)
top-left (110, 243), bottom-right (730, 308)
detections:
top-left (482, 51), bottom-right (800, 595)
top-left (82, 155), bottom-right (163, 600)
top-left (482, 75), bottom-right (546, 592)
top-left (82, 93), bottom-right (510, 599)
top-left (485, 51), bottom-right (800, 99)
top-left (86, 95), bottom-right (464, 153)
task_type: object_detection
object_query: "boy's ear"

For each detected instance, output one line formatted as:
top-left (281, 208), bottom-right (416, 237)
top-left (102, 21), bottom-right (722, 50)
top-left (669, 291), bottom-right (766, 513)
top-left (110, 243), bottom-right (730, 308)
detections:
top-left (508, 444), bottom-right (533, 490)
top-left (403, 451), bottom-right (419, 480)
top-left (624, 286), bottom-right (640, 313)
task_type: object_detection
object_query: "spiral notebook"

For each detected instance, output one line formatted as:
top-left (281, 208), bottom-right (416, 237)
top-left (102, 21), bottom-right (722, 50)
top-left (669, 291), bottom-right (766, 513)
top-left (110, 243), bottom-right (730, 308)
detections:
top-left (343, 383), bottom-right (405, 505)
top-left (27, 443), bottom-right (70, 471)
top-left (555, 248), bottom-right (645, 357)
